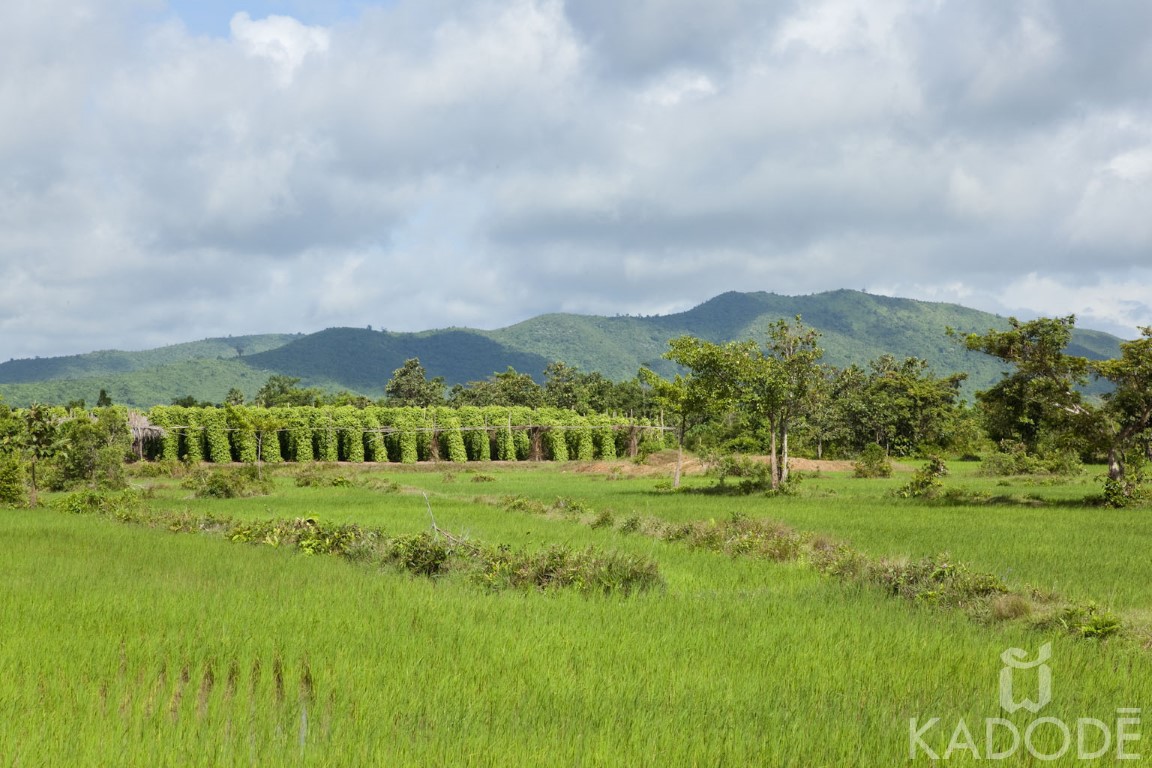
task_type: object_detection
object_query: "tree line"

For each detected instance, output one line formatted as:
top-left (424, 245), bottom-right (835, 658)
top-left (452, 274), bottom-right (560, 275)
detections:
top-left (3, 314), bottom-right (1151, 507)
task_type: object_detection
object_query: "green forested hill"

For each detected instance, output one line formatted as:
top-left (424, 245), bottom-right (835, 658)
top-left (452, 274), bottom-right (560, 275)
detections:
top-left (0, 334), bottom-right (298, 385)
top-left (242, 328), bottom-right (554, 393)
top-left (0, 291), bottom-right (1126, 407)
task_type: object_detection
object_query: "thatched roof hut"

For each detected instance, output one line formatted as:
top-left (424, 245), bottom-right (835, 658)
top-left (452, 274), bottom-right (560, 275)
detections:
top-left (128, 410), bottom-right (165, 458)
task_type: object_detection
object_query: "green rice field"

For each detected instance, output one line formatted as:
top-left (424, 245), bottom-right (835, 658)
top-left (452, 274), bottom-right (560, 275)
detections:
top-left (2, 458), bottom-right (1150, 765)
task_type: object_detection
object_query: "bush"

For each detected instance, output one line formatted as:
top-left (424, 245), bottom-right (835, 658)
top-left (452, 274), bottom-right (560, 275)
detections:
top-left (865, 553), bottom-right (1006, 608)
top-left (894, 456), bottom-right (948, 499)
top-left (979, 441), bottom-right (1082, 477)
top-left (1101, 450), bottom-right (1149, 508)
top-left (474, 544), bottom-right (663, 596)
top-left (0, 454), bottom-right (27, 506)
top-left (853, 444), bottom-right (892, 478)
top-left (181, 466), bottom-right (272, 499)
top-left (294, 464), bottom-right (352, 488)
top-left (709, 454), bottom-right (773, 493)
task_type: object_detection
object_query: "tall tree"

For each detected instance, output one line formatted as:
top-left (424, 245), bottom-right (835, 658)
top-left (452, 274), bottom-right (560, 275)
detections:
top-left (19, 404), bottom-right (62, 506)
top-left (954, 316), bottom-right (1090, 454)
top-left (384, 358), bottom-right (444, 407)
top-left (639, 365), bottom-right (711, 488)
top-left (254, 375), bottom-right (322, 407)
top-left (449, 367), bottom-right (544, 408)
top-left (663, 317), bottom-right (823, 489)
top-left (1090, 327), bottom-right (1152, 483)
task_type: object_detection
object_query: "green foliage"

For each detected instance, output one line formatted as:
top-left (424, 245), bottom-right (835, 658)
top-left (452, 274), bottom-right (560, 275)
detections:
top-left (894, 456), bottom-right (949, 499)
top-left (1101, 449), bottom-right (1149, 508)
top-left (284, 407), bottom-right (315, 462)
top-left (433, 407), bottom-right (468, 463)
top-left (385, 358), bottom-right (444, 407)
top-left (200, 407), bottom-right (231, 463)
top-left (450, 367), bottom-right (545, 408)
top-left (852, 443), bottom-right (892, 478)
top-left (310, 407), bottom-right (339, 463)
top-left (958, 316), bottom-right (1089, 454)
top-left (1045, 603), bottom-right (1123, 639)
top-left (181, 466), bottom-right (272, 498)
top-left (707, 454), bottom-right (773, 493)
top-left (52, 407), bottom-right (132, 490)
top-left (457, 406), bottom-right (490, 462)
top-left (225, 405), bottom-right (257, 464)
top-left (360, 408), bottom-right (386, 462)
top-left (663, 317), bottom-right (822, 488)
top-left (861, 553), bottom-right (1007, 608)
top-left (979, 441), bottom-right (1082, 477)
top-left (4, 292), bottom-right (1127, 413)
top-left (334, 406), bottom-right (365, 462)
top-left (474, 544), bottom-right (664, 595)
top-left (173, 406), bottom-right (203, 463)
top-left (293, 464), bottom-right (352, 488)
top-left (0, 452), bottom-right (27, 506)
top-left (254, 374), bottom-right (321, 407)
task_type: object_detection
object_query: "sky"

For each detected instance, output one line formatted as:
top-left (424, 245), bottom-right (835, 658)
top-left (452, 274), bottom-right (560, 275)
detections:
top-left (3, 1), bottom-right (1152, 362)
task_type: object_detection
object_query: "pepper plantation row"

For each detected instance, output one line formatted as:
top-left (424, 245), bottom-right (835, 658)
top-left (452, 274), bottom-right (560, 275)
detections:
top-left (145, 405), bottom-right (669, 464)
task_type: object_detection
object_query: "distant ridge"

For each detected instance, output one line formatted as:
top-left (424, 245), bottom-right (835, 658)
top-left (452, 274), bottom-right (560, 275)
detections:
top-left (0, 291), bottom-right (1125, 407)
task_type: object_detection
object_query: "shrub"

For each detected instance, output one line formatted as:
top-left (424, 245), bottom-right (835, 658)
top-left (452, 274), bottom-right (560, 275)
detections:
top-left (708, 454), bottom-right (773, 493)
top-left (474, 544), bottom-right (663, 596)
top-left (0, 454), bottom-right (27, 506)
top-left (852, 444), bottom-right (892, 478)
top-left (1101, 450), bottom-right (1149, 508)
top-left (589, 509), bottom-right (615, 529)
top-left (864, 553), bottom-right (1006, 608)
top-left (182, 466), bottom-right (272, 499)
top-left (618, 515), bottom-right (642, 534)
top-left (979, 441), bottom-right (1081, 477)
top-left (894, 456), bottom-right (948, 499)
top-left (384, 533), bottom-right (452, 576)
top-left (294, 465), bottom-right (352, 488)
top-left (1037, 603), bottom-right (1122, 639)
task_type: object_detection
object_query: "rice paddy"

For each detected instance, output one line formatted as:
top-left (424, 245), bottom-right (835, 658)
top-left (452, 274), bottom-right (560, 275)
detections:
top-left (2, 458), bottom-right (1150, 765)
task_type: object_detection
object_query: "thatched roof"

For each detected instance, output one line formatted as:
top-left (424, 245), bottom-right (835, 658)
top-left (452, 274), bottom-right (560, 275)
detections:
top-left (128, 410), bottom-right (165, 443)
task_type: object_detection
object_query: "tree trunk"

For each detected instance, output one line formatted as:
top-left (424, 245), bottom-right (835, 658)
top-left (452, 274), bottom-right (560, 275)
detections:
top-left (1107, 446), bottom-right (1124, 481)
top-left (768, 422), bottom-right (779, 491)
top-left (673, 420), bottom-right (684, 489)
top-left (779, 417), bottom-right (790, 486)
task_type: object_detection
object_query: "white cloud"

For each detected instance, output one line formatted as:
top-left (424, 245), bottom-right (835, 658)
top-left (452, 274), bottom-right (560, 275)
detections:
top-left (230, 11), bottom-right (329, 85)
top-left (3, 0), bottom-right (1152, 362)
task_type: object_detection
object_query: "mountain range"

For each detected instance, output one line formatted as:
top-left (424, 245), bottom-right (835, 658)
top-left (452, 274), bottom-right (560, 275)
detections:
top-left (0, 290), bottom-right (1125, 408)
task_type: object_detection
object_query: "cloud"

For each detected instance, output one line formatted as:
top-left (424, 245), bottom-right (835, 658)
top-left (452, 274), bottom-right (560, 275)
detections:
top-left (2, 0), bottom-right (1152, 364)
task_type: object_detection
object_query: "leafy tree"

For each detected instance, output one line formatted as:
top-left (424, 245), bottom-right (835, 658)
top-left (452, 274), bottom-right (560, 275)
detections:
top-left (228, 406), bottom-right (284, 479)
top-left (384, 359), bottom-right (444, 407)
top-left (96, 388), bottom-right (113, 407)
top-left (449, 367), bottom-right (540, 408)
top-left (19, 404), bottom-right (63, 505)
top-left (54, 407), bottom-right (132, 489)
top-left (1090, 327), bottom-right (1152, 486)
top-left (0, 399), bottom-right (27, 505)
top-left (325, 391), bottom-right (373, 408)
top-left (860, 356), bottom-right (967, 456)
top-left (172, 395), bottom-right (216, 408)
top-left (638, 366), bottom-right (711, 488)
top-left (954, 317), bottom-right (1090, 454)
top-left (254, 375), bottom-right (322, 407)
top-left (224, 387), bottom-right (246, 406)
top-left (663, 317), bottom-right (823, 489)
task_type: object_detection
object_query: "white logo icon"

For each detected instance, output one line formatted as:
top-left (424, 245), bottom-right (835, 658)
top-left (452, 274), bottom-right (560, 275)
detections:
top-left (999, 642), bottom-right (1052, 714)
